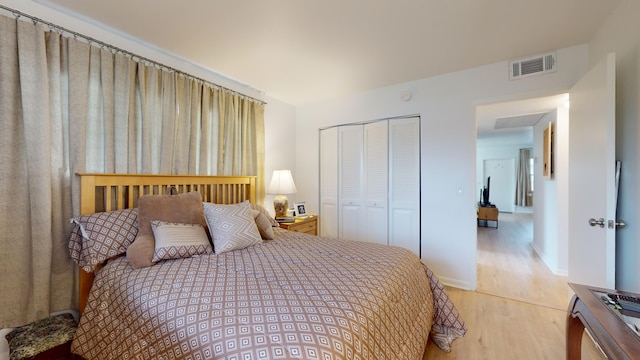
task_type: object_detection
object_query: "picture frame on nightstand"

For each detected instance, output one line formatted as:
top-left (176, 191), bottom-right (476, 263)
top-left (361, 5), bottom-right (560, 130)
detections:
top-left (294, 202), bottom-right (307, 218)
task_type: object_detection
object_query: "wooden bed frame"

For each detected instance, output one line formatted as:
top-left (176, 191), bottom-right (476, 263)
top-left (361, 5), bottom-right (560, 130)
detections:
top-left (77, 173), bottom-right (257, 314)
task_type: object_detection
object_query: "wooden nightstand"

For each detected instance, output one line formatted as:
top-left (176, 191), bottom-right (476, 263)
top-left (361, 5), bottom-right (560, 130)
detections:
top-left (279, 215), bottom-right (318, 235)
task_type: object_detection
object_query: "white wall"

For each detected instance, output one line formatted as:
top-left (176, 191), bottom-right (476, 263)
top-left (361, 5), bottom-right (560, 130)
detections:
top-left (476, 133), bottom-right (533, 212)
top-left (296, 45), bottom-right (589, 289)
top-left (531, 109), bottom-right (569, 275)
top-left (532, 112), bottom-right (557, 272)
top-left (589, 0), bottom-right (640, 292)
top-left (263, 96), bottom-right (298, 215)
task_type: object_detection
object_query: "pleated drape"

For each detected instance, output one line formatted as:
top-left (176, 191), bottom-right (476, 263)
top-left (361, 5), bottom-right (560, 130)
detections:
top-left (515, 148), bottom-right (533, 207)
top-left (0, 14), bottom-right (265, 327)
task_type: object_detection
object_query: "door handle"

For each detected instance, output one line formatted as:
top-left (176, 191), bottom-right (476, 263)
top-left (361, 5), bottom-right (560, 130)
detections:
top-left (588, 218), bottom-right (605, 228)
top-left (608, 219), bottom-right (627, 229)
top-left (589, 218), bottom-right (627, 229)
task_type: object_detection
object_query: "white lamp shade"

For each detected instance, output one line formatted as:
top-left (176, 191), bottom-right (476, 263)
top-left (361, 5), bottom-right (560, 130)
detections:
top-left (267, 170), bottom-right (297, 195)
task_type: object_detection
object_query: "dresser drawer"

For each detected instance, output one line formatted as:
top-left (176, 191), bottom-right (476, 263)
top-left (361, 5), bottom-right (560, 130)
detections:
top-left (279, 216), bottom-right (318, 236)
top-left (289, 222), bottom-right (315, 234)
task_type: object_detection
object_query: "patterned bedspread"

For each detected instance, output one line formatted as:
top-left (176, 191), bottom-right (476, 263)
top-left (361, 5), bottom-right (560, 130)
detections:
top-left (71, 228), bottom-right (465, 359)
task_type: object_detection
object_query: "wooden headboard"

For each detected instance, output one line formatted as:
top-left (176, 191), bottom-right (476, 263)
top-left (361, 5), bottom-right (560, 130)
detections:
top-left (77, 173), bottom-right (257, 314)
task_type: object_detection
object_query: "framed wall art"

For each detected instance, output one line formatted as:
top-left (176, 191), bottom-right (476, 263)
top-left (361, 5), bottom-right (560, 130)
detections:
top-left (543, 122), bottom-right (553, 179)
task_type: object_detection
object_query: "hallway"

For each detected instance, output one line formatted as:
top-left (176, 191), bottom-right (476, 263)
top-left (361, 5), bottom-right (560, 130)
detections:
top-left (476, 212), bottom-right (568, 310)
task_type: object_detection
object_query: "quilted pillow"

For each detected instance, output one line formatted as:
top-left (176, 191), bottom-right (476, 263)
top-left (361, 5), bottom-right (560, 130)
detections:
top-left (253, 210), bottom-right (275, 240)
top-left (151, 221), bottom-right (213, 262)
top-left (203, 200), bottom-right (262, 254)
top-left (68, 208), bottom-right (138, 272)
top-left (126, 191), bottom-right (206, 269)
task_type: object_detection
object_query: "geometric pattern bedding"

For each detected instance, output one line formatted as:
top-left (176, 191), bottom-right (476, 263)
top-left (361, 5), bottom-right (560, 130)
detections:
top-left (71, 228), bottom-right (465, 359)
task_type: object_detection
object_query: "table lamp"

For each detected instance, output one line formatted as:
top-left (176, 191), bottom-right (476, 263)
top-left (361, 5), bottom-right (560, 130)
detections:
top-left (267, 170), bottom-right (297, 218)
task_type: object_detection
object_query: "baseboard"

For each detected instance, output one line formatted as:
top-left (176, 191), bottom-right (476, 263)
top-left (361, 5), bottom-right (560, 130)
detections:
top-left (438, 276), bottom-right (475, 291)
top-left (555, 268), bottom-right (568, 277)
top-left (530, 242), bottom-right (568, 276)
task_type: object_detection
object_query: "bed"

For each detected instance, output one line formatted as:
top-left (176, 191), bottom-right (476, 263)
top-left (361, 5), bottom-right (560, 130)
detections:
top-left (69, 173), bottom-right (465, 359)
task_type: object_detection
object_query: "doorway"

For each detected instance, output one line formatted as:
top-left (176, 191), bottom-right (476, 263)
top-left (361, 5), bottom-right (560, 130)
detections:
top-left (475, 94), bottom-right (569, 299)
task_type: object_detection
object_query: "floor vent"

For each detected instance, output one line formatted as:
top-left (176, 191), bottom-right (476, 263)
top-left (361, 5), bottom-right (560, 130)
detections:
top-left (509, 52), bottom-right (557, 80)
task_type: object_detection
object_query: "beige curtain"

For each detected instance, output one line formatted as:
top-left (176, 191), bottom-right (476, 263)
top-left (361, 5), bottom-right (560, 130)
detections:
top-left (0, 14), bottom-right (264, 327)
top-left (217, 92), bottom-right (265, 201)
top-left (0, 17), bottom-right (73, 328)
top-left (515, 148), bottom-right (533, 207)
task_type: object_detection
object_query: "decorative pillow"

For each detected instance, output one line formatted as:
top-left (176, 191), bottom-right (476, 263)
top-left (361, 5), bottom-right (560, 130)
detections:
top-left (251, 203), bottom-right (279, 227)
top-left (150, 221), bottom-right (212, 262)
top-left (203, 200), bottom-right (262, 254)
top-left (253, 210), bottom-right (275, 240)
top-left (68, 208), bottom-right (138, 272)
top-left (126, 191), bottom-right (206, 269)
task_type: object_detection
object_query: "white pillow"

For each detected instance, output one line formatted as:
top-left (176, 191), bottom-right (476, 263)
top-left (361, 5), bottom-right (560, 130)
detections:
top-left (151, 220), bottom-right (212, 262)
top-left (203, 200), bottom-right (263, 254)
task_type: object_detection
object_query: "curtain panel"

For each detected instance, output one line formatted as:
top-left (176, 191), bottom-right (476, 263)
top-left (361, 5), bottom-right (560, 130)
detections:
top-left (515, 148), bottom-right (533, 207)
top-left (0, 14), bottom-right (264, 327)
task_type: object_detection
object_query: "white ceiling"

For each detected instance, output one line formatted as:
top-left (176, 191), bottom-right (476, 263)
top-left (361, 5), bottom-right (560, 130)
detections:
top-left (35, 0), bottom-right (620, 107)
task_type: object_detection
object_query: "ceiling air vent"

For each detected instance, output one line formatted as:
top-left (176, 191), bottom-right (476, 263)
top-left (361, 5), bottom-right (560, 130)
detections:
top-left (509, 52), bottom-right (557, 80)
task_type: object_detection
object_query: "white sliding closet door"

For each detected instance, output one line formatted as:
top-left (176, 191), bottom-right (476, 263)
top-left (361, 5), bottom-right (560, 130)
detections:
top-left (364, 121), bottom-right (388, 245)
top-left (320, 117), bottom-right (421, 256)
top-left (339, 125), bottom-right (365, 242)
top-left (319, 127), bottom-right (338, 238)
top-left (389, 117), bottom-right (420, 256)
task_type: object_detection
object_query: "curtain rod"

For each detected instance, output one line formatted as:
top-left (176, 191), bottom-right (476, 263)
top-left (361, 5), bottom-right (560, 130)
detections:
top-left (0, 4), bottom-right (266, 105)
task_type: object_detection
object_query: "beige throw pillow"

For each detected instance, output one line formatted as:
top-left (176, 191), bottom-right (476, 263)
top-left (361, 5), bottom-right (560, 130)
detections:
top-left (151, 221), bottom-right (212, 262)
top-left (250, 203), bottom-right (279, 227)
top-left (203, 200), bottom-right (262, 254)
top-left (126, 191), bottom-right (206, 269)
top-left (253, 210), bottom-right (275, 240)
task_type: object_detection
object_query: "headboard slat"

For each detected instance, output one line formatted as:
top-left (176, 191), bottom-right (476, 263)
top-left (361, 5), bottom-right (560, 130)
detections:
top-left (105, 186), bottom-right (113, 212)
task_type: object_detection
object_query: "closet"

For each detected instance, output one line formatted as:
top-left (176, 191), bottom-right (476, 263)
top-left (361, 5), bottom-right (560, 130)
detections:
top-left (319, 116), bottom-right (421, 256)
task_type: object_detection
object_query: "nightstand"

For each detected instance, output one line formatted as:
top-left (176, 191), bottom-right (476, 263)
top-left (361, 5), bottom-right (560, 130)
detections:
top-left (279, 215), bottom-right (318, 235)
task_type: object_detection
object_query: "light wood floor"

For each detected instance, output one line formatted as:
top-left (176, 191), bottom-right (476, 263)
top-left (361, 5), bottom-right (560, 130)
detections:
top-left (423, 212), bottom-right (606, 359)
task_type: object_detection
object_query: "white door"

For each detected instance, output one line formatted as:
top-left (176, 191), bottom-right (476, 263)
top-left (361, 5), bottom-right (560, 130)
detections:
top-left (364, 121), bottom-right (388, 245)
top-left (568, 53), bottom-right (617, 289)
top-left (339, 125), bottom-right (365, 242)
top-left (320, 127), bottom-right (339, 238)
top-left (483, 158), bottom-right (516, 213)
top-left (389, 117), bottom-right (421, 256)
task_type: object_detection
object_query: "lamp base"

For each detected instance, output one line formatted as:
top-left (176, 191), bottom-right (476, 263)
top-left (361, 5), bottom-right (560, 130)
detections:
top-left (273, 195), bottom-right (289, 218)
